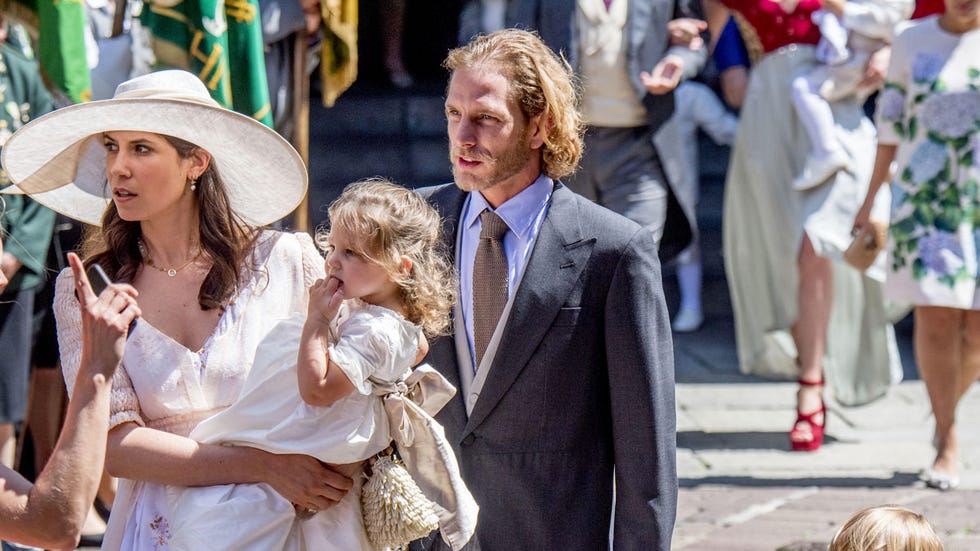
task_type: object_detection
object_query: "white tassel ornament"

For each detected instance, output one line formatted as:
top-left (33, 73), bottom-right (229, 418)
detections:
top-left (361, 452), bottom-right (440, 551)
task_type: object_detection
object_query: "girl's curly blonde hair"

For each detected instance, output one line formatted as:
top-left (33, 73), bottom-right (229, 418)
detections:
top-left (315, 179), bottom-right (456, 336)
top-left (830, 505), bottom-right (944, 551)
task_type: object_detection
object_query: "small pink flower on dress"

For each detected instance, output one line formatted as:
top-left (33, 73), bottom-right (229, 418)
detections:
top-left (149, 515), bottom-right (172, 548)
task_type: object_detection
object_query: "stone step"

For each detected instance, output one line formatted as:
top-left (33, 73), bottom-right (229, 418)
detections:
top-left (307, 87), bottom-right (734, 315)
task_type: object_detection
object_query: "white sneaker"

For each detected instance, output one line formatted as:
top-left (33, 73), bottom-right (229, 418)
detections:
top-left (672, 308), bottom-right (704, 333)
top-left (793, 150), bottom-right (848, 191)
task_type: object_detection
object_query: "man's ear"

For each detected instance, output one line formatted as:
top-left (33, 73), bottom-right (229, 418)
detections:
top-left (527, 113), bottom-right (549, 150)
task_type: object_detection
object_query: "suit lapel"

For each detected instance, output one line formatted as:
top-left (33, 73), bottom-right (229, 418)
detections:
top-left (425, 184), bottom-right (469, 431)
top-left (464, 185), bottom-right (595, 433)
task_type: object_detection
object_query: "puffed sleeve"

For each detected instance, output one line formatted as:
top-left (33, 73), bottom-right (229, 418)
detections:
top-left (54, 268), bottom-right (144, 429)
top-left (874, 27), bottom-right (911, 146)
top-left (328, 310), bottom-right (414, 395)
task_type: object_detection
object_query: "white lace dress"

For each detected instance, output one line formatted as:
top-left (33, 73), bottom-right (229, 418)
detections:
top-left (165, 301), bottom-right (422, 551)
top-left (55, 231), bottom-right (324, 551)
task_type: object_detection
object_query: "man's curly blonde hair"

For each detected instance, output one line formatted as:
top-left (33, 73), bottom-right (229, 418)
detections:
top-left (443, 29), bottom-right (584, 180)
top-left (316, 179), bottom-right (456, 336)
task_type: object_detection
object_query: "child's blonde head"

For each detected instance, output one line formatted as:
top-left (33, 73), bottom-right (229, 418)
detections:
top-left (829, 505), bottom-right (944, 551)
top-left (317, 179), bottom-right (456, 335)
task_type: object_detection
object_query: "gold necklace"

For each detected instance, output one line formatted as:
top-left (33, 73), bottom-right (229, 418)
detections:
top-left (138, 239), bottom-right (201, 277)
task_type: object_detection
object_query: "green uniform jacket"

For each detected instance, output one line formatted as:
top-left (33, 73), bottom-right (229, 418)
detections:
top-left (0, 41), bottom-right (55, 294)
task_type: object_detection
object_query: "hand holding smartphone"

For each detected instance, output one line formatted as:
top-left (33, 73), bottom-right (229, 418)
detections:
top-left (86, 263), bottom-right (112, 297)
top-left (85, 262), bottom-right (137, 336)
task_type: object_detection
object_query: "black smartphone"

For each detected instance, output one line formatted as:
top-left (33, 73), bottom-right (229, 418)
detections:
top-left (85, 262), bottom-right (137, 336)
top-left (86, 263), bottom-right (112, 296)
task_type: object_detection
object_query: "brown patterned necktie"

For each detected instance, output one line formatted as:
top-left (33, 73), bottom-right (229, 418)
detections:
top-left (472, 209), bottom-right (510, 367)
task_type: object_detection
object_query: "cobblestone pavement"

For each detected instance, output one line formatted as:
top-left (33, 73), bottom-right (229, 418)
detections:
top-left (672, 316), bottom-right (980, 550)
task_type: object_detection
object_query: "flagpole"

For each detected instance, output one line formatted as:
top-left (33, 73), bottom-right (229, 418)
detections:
top-left (111, 0), bottom-right (126, 37)
top-left (290, 29), bottom-right (311, 234)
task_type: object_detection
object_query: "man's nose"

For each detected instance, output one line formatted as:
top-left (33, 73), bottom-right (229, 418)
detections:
top-left (452, 119), bottom-right (477, 148)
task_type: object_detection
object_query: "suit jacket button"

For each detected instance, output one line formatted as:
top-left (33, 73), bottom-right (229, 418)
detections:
top-left (461, 434), bottom-right (476, 446)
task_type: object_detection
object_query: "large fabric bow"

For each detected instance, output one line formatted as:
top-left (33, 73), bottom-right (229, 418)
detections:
top-left (370, 364), bottom-right (479, 550)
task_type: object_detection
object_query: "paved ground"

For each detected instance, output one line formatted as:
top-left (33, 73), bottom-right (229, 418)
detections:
top-left (671, 315), bottom-right (980, 550)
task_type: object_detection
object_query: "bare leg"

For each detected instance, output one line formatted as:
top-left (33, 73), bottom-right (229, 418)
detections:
top-left (958, 310), bottom-right (980, 401)
top-left (0, 423), bottom-right (15, 468)
top-left (914, 306), bottom-right (964, 477)
top-left (791, 235), bottom-right (832, 445)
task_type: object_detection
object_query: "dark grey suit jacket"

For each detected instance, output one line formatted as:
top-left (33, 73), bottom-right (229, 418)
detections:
top-left (414, 182), bottom-right (677, 550)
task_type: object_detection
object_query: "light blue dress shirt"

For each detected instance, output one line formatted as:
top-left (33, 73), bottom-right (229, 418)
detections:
top-left (458, 174), bottom-right (554, 373)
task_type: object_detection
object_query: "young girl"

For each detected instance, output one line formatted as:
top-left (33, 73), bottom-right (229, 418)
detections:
top-left (829, 505), bottom-right (944, 551)
top-left (853, 0), bottom-right (980, 490)
top-left (166, 179), bottom-right (477, 550)
top-left (788, 0), bottom-right (913, 191)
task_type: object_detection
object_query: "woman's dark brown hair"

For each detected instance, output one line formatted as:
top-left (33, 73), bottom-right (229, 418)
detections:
top-left (83, 135), bottom-right (258, 311)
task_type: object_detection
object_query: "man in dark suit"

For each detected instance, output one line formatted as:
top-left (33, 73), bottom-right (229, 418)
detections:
top-left (415, 29), bottom-right (677, 550)
top-left (456, 0), bottom-right (707, 264)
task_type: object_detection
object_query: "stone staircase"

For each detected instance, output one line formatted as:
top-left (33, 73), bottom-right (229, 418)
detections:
top-left (305, 82), bottom-right (734, 321)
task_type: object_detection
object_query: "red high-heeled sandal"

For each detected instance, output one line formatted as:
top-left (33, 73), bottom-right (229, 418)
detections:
top-left (790, 378), bottom-right (825, 452)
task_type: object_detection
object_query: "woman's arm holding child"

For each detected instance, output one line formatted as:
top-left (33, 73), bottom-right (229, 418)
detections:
top-left (297, 277), bottom-right (356, 407)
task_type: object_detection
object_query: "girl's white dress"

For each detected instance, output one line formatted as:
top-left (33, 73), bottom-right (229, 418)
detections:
top-left (166, 300), bottom-right (422, 550)
top-left (876, 17), bottom-right (980, 309)
top-left (55, 231), bottom-right (324, 551)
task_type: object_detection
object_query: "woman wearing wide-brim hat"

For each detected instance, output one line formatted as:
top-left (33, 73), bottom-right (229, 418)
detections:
top-left (1, 70), bottom-right (356, 550)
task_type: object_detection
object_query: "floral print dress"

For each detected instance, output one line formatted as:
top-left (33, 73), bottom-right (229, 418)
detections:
top-left (877, 16), bottom-right (980, 309)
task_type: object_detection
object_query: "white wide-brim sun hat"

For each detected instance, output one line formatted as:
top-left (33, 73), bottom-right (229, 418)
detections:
top-left (0, 69), bottom-right (307, 227)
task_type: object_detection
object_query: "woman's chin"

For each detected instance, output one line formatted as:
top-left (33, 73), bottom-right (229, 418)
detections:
top-left (113, 206), bottom-right (141, 222)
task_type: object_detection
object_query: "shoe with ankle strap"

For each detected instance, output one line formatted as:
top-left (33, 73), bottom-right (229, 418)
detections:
top-left (790, 377), bottom-right (825, 452)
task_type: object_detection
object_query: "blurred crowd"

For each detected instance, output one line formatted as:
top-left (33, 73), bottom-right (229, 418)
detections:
top-left (0, 0), bottom-right (978, 548)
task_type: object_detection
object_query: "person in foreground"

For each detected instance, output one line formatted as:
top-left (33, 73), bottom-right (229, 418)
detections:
top-left (165, 179), bottom-right (477, 550)
top-left (0, 69), bottom-right (354, 550)
top-left (829, 505), bottom-right (944, 551)
top-left (0, 241), bottom-right (135, 549)
top-left (413, 29), bottom-right (677, 550)
top-left (853, 0), bottom-right (980, 491)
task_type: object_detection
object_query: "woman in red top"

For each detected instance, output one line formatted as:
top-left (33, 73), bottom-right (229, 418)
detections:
top-left (705, 0), bottom-right (905, 451)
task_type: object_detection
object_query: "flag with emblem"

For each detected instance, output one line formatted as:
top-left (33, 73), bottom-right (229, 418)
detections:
top-left (141, 0), bottom-right (273, 126)
top-left (0, 0), bottom-right (92, 103)
top-left (319, 0), bottom-right (357, 108)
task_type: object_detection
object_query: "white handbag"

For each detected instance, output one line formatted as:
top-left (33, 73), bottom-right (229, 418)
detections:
top-left (361, 449), bottom-right (440, 551)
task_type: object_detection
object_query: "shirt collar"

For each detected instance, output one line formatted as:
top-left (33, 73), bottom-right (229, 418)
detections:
top-left (463, 174), bottom-right (554, 240)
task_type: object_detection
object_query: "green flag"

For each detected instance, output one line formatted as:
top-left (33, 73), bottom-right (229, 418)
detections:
top-left (0, 0), bottom-right (92, 103)
top-left (141, 0), bottom-right (273, 126)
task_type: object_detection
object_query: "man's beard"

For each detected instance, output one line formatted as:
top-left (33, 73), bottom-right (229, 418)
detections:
top-left (451, 134), bottom-right (533, 192)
